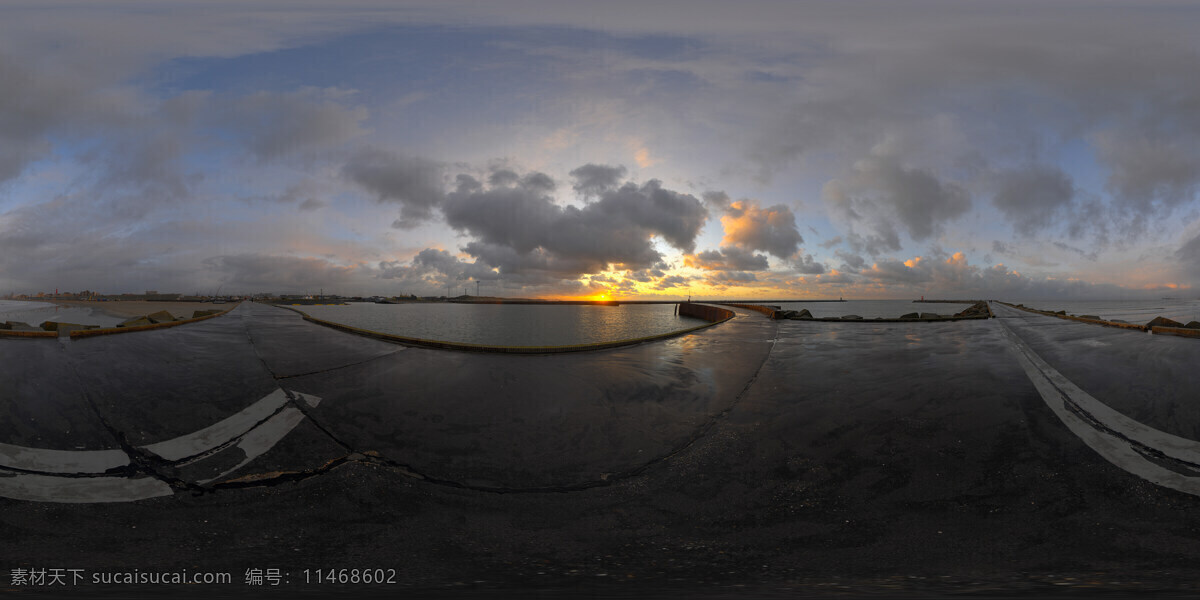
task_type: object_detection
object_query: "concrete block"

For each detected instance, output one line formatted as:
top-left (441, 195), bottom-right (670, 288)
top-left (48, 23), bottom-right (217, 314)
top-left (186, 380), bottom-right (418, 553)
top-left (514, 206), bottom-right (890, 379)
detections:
top-left (117, 317), bottom-right (153, 328)
top-left (1146, 316), bottom-right (1184, 329)
top-left (146, 311), bottom-right (176, 324)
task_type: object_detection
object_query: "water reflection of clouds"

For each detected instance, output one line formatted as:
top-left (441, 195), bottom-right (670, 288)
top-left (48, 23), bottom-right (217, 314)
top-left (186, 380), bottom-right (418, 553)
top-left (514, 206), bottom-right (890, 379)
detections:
top-left (0, 300), bottom-right (121, 327)
top-left (301, 303), bottom-right (708, 346)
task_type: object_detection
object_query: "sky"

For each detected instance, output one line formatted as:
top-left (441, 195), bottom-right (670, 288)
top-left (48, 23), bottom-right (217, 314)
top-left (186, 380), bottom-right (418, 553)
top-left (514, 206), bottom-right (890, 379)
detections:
top-left (2, 1), bottom-right (1200, 300)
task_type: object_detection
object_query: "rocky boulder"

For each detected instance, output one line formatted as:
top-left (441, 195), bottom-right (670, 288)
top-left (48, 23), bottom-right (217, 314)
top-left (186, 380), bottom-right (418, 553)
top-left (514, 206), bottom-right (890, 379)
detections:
top-left (117, 317), bottom-right (153, 328)
top-left (4, 321), bottom-right (39, 331)
top-left (792, 309), bottom-right (813, 319)
top-left (900, 312), bottom-right (919, 320)
top-left (952, 302), bottom-right (990, 318)
top-left (840, 314), bottom-right (863, 320)
top-left (1146, 316), bottom-right (1185, 329)
top-left (53, 323), bottom-right (99, 335)
top-left (146, 311), bottom-right (176, 324)
top-left (1185, 321), bottom-right (1200, 329)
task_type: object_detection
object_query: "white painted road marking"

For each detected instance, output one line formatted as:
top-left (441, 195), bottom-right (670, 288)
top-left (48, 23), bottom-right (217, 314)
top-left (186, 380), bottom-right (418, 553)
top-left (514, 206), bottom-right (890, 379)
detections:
top-left (0, 443), bottom-right (128, 474)
top-left (0, 388), bottom-right (321, 503)
top-left (143, 388), bottom-right (291, 462)
top-left (995, 303), bottom-right (1200, 496)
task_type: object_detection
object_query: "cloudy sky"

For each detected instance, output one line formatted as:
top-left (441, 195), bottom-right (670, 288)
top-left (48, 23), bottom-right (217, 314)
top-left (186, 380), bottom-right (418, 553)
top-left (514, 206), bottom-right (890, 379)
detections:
top-left (2, 1), bottom-right (1200, 300)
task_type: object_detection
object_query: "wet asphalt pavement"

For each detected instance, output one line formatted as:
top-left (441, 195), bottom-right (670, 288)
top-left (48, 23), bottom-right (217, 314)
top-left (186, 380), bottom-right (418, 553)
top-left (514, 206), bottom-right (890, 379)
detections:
top-left (3, 301), bottom-right (1200, 597)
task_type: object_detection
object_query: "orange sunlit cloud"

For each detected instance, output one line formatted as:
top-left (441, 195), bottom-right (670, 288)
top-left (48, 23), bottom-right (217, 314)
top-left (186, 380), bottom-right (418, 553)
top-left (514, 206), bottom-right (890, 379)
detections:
top-left (720, 201), bottom-right (795, 251)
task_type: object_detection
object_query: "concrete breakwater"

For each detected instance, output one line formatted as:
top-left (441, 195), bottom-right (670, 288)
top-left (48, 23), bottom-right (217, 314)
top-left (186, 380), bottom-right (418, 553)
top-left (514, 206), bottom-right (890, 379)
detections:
top-left (718, 303), bottom-right (782, 319)
top-left (763, 300), bottom-right (993, 322)
top-left (1000, 301), bottom-right (1200, 337)
top-left (677, 302), bottom-right (736, 322)
top-left (286, 301), bottom-right (731, 354)
top-left (0, 306), bottom-right (235, 339)
top-left (70, 307), bottom-right (233, 338)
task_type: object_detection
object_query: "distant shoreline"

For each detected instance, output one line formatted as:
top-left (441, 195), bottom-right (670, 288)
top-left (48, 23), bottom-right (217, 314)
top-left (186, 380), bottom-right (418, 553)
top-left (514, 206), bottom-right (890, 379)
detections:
top-left (26, 299), bottom-right (234, 320)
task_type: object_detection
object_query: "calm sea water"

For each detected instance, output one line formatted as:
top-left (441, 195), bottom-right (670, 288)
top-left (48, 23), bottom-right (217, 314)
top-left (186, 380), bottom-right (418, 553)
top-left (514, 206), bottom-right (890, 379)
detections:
top-left (0, 300), bottom-right (123, 327)
top-left (1007, 299), bottom-right (1200, 325)
top-left (298, 302), bottom-right (708, 346)
top-left (762, 300), bottom-right (977, 319)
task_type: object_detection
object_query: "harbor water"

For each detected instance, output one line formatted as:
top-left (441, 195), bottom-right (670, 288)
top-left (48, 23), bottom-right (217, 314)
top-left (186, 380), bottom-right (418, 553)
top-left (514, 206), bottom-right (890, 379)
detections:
top-left (0, 300), bottom-right (123, 328)
top-left (297, 302), bottom-right (708, 346)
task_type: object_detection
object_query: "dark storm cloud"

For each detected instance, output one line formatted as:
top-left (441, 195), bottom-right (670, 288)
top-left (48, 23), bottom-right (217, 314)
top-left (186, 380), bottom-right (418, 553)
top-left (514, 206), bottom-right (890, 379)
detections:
top-left (835, 250), bottom-right (866, 270)
top-left (0, 52), bottom-right (215, 204)
top-left (460, 241), bottom-right (604, 283)
top-left (0, 52), bottom-right (101, 183)
top-left (843, 230), bottom-right (903, 258)
top-left (202, 254), bottom-right (356, 289)
top-left (848, 251), bottom-right (1144, 299)
top-left (243, 179), bottom-right (329, 211)
top-left (342, 146), bottom-right (446, 228)
top-left (378, 248), bottom-right (500, 288)
top-left (701, 190), bottom-right (732, 212)
top-left (220, 88), bottom-right (367, 162)
top-left (749, 8), bottom-right (1200, 245)
top-left (824, 152), bottom-right (971, 246)
top-left (1176, 232), bottom-right (1200, 281)
top-left (487, 169), bottom-right (521, 187)
top-left (378, 246), bottom-right (601, 296)
top-left (569, 164), bottom-right (627, 196)
top-left (991, 166), bottom-right (1075, 237)
top-left (654, 274), bottom-right (693, 290)
top-left (627, 270), bottom-right (654, 283)
top-left (684, 247), bottom-right (770, 271)
top-left (788, 252), bottom-right (826, 275)
top-left (710, 270), bottom-right (757, 283)
top-left (1094, 130), bottom-right (1200, 224)
top-left (1052, 241), bottom-right (1098, 262)
top-left (0, 194), bottom-right (247, 293)
top-left (440, 168), bottom-right (708, 277)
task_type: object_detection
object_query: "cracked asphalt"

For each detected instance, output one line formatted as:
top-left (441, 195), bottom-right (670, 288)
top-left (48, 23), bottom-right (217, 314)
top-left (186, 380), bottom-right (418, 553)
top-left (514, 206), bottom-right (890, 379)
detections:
top-left (4, 301), bottom-right (1200, 597)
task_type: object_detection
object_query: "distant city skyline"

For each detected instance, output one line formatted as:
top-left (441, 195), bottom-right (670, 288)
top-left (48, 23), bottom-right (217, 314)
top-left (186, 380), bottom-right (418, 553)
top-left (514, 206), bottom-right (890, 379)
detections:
top-left (2, 2), bottom-right (1199, 300)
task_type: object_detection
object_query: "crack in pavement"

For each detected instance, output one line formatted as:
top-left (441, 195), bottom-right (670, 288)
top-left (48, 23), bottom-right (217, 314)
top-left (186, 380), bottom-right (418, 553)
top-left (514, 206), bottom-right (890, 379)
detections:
top-left (228, 311), bottom-right (782, 495)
